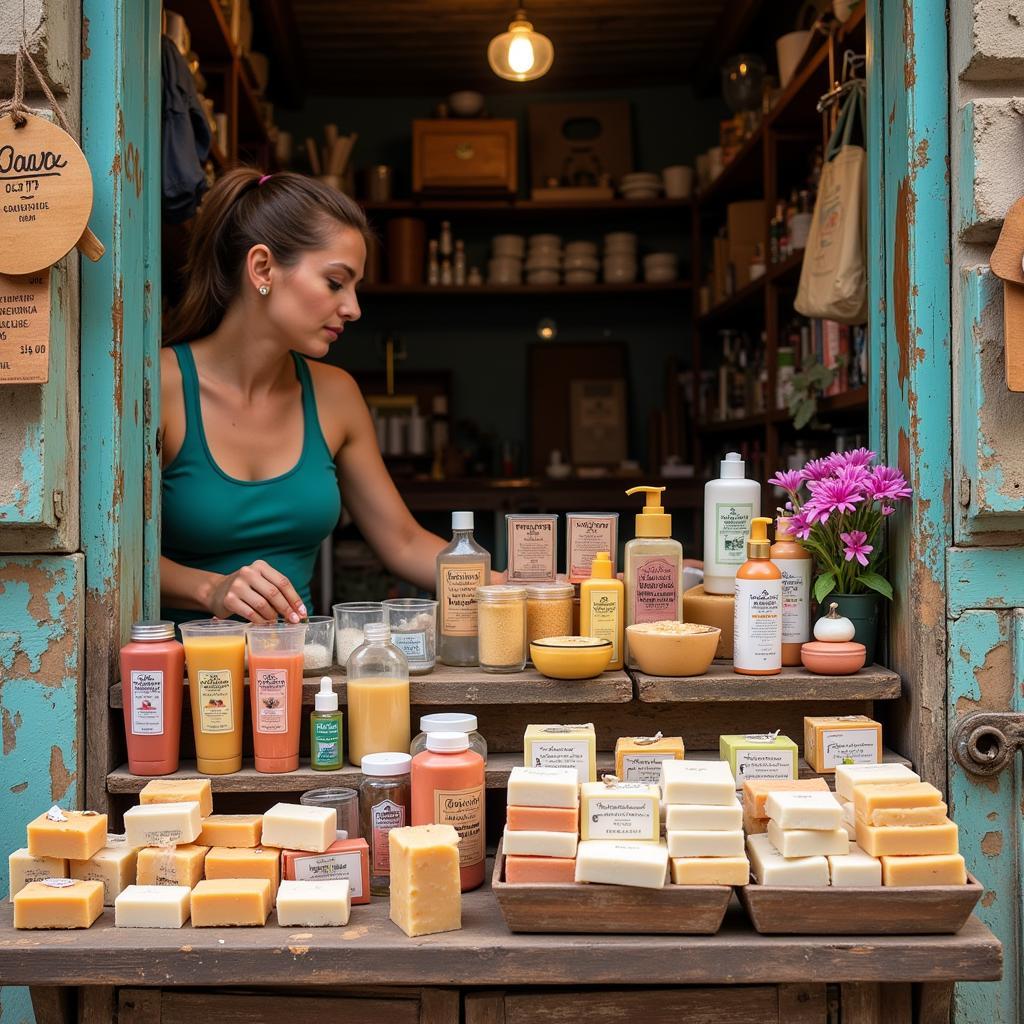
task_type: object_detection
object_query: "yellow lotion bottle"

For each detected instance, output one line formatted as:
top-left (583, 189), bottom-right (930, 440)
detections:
top-left (580, 551), bottom-right (624, 670)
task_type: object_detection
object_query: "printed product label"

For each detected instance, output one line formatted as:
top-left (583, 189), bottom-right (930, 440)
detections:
top-left (370, 799), bottom-right (406, 875)
top-left (633, 556), bottom-right (680, 622)
top-left (568, 517), bottom-right (616, 581)
top-left (822, 728), bottom-right (880, 769)
top-left (733, 579), bottom-right (781, 671)
top-left (254, 669), bottom-right (288, 734)
top-left (130, 670), bottom-right (164, 736)
top-left (715, 502), bottom-right (754, 565)
top-left (434, 784), bottom-right (484, 867)
top-left (22, 865), bottom-right (57, 887)
top-left (620, 751), bottom-right (675, 784)
top-left (586, 592), bottom-right (621, 662)
top-left (774, 559), bottom-right (811, 644)
top-left (507, 518), bottom-right (556, 582)
top-left (391, 631), bottom-right (427, 660)
top-left (312, 718), bottom-right (341, 767)
top-left (439, 562), bottom-right (486, 637)
top-left (734, 749), bottom-right (795, 787)
top-left (196, 669), bottom-right (233, 734)
top-left (586, 797), bottom-right (656, 840)
top-left (293, 851), bottom-right (364, 897)
top-left (529, 739), bottom-right (590, 784)
top-left (142, 828), bottom-right (187, 846)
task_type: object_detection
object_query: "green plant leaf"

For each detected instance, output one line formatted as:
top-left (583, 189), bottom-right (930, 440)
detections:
top-left (857, 572), bottom-right (893, 600)
top-left (814, 572), bottom-right (836, 603)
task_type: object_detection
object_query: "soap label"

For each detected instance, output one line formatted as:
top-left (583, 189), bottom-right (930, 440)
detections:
top-left (633, 556), bottom-right (680, 622)
top-left (391, 631), bottom-right (427, 660)
top-left (733, 580), bottom-right (782, 671)
top-left (586, 592), bottom-right (621, 662)
top-left (775, 559), bottom-right (811, 643)
top-left (620, 751), bottom-right (675, 784)
top-left (370, 799), bottom-right (406, 875)
top-left (293, 851), bottom-right (364, 897)
top-left (312, 718), bottom-right (342, 767)
top-left (735, 749), bottom-right (795, 787)
top-left (567, 515), bottom-right (617, 582)
top-left (715, 502), bottom-right (754, 565)
top-left (130, 670), bottom-right (164, 736)
top-left (196, 669), bottom-right (234, 734)
top-left (507, 517), bottom-right (557, 582)
top-left (439, 563), bottom-right (486, 637)
top-left (528, 738), bottom-right (590, 784)
top-left (586, 797), bottom-right (656, 840)
top-left (822, 728), bottom-right (880, 769)
top-left (434, 784), bottom-right (484, 868)
top-left (254, 668), bottom-right (288, 734)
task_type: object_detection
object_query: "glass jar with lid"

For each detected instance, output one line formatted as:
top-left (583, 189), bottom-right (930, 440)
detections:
top-left (346, 623), bottom-right (410, 766)
top-left (359, 752), bottom-right (412, 895)
top-left (476, 584), bottom-right (528, 673)
top-left (410, 712), bottom-right (487, 762)
top-left (525, 582), bottom-right (574, 646)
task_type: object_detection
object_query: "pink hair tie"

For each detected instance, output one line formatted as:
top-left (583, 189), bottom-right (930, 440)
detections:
top-left (258, 174), bottom-right (272, 185)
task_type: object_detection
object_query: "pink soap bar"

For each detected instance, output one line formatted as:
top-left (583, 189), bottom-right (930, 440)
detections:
top-left (505, 855), bottom-right (576, 884)
top-left (506, 805), bottom-right (579, 833)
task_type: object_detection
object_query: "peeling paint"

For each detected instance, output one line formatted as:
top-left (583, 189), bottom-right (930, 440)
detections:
top-left (981, 890), bottom-right (997, 908)
top-left (894, 180), bottom-right (913, 389)
top-left (48, 744), bottom-right (74, 803)
top-left (979, 830), bottom-right (1004, 857)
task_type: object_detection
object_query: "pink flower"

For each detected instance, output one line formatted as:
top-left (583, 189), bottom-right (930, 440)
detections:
top-left (788, 509), bottom-right (813, 539)
top-left (801, 457), bottom-right (834, 484)
top-left (768, 469), bottom-right (804, 494)
top-left (841, 530), bottom-right (873, 567)
top-left (831, 447), bottom-right (877, 470)
top-left (866, 465), bottom-right (911, 502)
top-left (881, 504), bottom-right (895, 516)
top-left (812, 476), bottom-right (864, 519)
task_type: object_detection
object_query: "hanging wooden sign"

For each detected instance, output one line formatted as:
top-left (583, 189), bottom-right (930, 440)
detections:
top-left (0, 112), bottom-right (94, 275)
top-left (0, 266), bottom-right (50, 384)
top-left (989, 195), bottom-right (1024, 392)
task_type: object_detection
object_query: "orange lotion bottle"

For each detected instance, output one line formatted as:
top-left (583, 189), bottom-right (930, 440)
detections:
top-left (770, 512), bottom-right (813, 666)
top-left (733, 516), bottom-right (782, 676)
top-left (247, 623), bottom-right (306, 773)
top-left (411, 731), bottom-right (486, 891)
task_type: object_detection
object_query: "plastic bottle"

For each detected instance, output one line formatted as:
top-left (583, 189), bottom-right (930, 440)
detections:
top-left (770, 511), bottom-right (813, 666)
top-left (310, 677), bottom-right (344, 771)
top-left (703, 452), bottom-right (761, 595)
top-left (248, 622), bottom-right (306, 773)
top-left (623, 486), bottom-right (683, 668)
top-left (437, 511), bottom-right (491, 666)
top-left (346, 623), bottom-right (410, 766)
top-left (580, 551), bottom-right (625, 670)
top-left (734, 516), bottom-right (782, 676)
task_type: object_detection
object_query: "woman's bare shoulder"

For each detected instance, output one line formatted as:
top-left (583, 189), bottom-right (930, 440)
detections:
top-left (306, 358), bottom-right (361, 398)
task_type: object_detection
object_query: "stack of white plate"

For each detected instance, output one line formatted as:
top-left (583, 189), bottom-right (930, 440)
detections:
top-left (563, 240), bottom-right (599, 285)
top-left (604, 231), bottom-right (638, 284)
top-left (490, 234), bottom-right (525, 285)
top-left (525, 233), bottom-right (562, 286)
top-left (620, 172), bottom-right (663, 200)
top-left (643, 251), bottom-right (679, 284)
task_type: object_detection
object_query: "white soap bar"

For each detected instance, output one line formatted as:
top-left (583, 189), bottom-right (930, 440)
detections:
top-left (839, 818), bottom-right (857, 841)
top-left (8, 849), bottom-right (67, 902)
top-left (665, 799), bottom-right (742, 832)
top-left (841, 799), bottom-right (855, 826)
top-left (747, 833), bottom-right (829, 886)
top-left (506, 766), bottom-right (580, 809)
top-left (835, 763), bottom-right (919, 801)
top-left (575, 840), bottom-right (668, 889)
top-left (276, 879), bottom-right (351, 927)
top-left (69, 835), bottom-right (139, 905)
top-left (580, 781), bottom-right (660, 841)
top-left (829, 844), bottom-right (882, 887)
top-left (767, 820), bottom-right (849, 858)
top-left (660, 760), bottom-right (735, 806)
top-left (764, 791), bottom-right (843, 830)
top-left (666, 829), bottom-right (745, 858)
top-left (114, 885), bottom-right (191, 928)
top-left (501, 827), bottom-right (578, 859)
top-left (261, 803), bottom-right (336, 853)
top-left (123, 803), bottom-right (202, 848)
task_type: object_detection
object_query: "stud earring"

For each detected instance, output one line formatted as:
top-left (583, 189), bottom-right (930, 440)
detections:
top-left (258, 285), bottom-right (270, 296)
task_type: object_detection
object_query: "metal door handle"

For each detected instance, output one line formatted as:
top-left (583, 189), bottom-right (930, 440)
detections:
top-left (951, 711), bottom-right (1024, 776)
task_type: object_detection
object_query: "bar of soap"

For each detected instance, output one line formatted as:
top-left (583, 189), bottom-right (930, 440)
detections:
top-left (671, 856), bottom-right (750, 886)
top-left (506, 766), bottom-right (580, 809)
top-left (136, 844), bottom-right (208, 887)
top-left (743, 778), bottom-right (830, 819)
top-left (8, 849), bottom-right (67, 902)
top-left (261, 802), bottom-right (336, 853)
top-left (747, 833), bottom-right (829, 886)
top-left (204, 847), bottom-right (280, 901)
top-left (506, 805), bottom-right (579, 833)
top-left (682, 584), bottom-right (734, 659)
top-left (14, 878), bottom-right (104, 929)
top-left (660, 759), bottom-right (735, 806)
top-left (856, 819), bottom-right (959, 857)
top-left (767, 820), bottom-right (849, 858)
top-left (281, 838), bottom-right (370, 904)
top-left (575, 840), bottom-right (669, 889)
top-left (719, 733), bottom-right (798, 787)
top-left (853, 781), bottom-right (943, 818)
top-left (743, 812), bottom-right (768, 836)
top-left (665, 798), bottom-right (742, 832)
top-left (27, 808), bottom-right (108, 861)
top-left (69, 835), bottom-right (139, 905)
top-left (190, 878), bottom-right (272, 927)
top-left (803, 715), bottom-right (882, 773)
top-left (829, 844), bottom-right (881, 887)
top-left (504, 855), bottom-right (577, 884)
top-left (523, 723), bottom-right (596, 784)
top-left (869, 803), bottom-right (949, 827)
top-left (388, 824), bottom-right (461, 937)
top-left (614, 735), bottom-right (685, 784)
top-left (501, 827), bottom-right (578, 858)
top-left (276, 879), bottom-right (351, 926)
top-left (114, 885), bottom-right (191, 928)
top-left (139, 779), bottom-right (213, 818)
top-left (835, 762), bottom-right (919, 801)
top-left (666, 829), bottom-right (745, 858)
top-left (124, 802), bottom-right (202, 848)
top-left (881, 853), bottom-right (967, 886)
top-left (579, 781), bottom-right (660, 841)
top-left (764, 791), bottom-right (843, 830)
top-left (197, 814), bottom-right (264, 848)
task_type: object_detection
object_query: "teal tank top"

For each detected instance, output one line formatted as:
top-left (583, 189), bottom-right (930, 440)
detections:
top-left (161, 344), bottom-right (341, 625)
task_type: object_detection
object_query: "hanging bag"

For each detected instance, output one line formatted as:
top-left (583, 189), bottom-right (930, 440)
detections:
top-left (795, 81), bottom-right (867, 324)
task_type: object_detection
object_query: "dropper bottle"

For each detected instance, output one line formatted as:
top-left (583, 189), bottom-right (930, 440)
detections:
top-left (733, 516), bottom-right (782, 676)
top-left (310, 677), bottom-right (344, 770)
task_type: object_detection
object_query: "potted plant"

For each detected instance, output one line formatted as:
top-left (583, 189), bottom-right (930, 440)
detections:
top-left (768, 448), bottom-right (911, 662)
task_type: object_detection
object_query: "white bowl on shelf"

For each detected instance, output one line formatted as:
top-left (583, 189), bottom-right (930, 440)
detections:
top-left (644, 266), bottom-right (678, 284)
top-left (529, 233), bottom-right (562, 249)
top-left (448, 90), bottom-right (485, 117)
top-left (622, 187), bottom-right (661, 201)
top-left (564, 240), bottom-right (598, 258)
top-left (525, 251), bottom-right (562, 270)
top-left (564, 254), bottom-right (600, 272)
top-left (526, 269), bottom-right (560, 286)
top-left (605, 231), bottom-right (637, 247)
top-left (643, 252), bottom-right (679, 269)
top-left (564, 269), bottom-right (598, 285)
top-left (493, 234), bottom-right (525, 257)
top-left (604, 262), bottom-right (638, 284)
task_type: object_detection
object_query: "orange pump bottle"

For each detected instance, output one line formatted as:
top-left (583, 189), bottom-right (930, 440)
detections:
top-left (733, 516), bottom-right (782, 676)
top-left (770, 512), bottom-right (813, 666)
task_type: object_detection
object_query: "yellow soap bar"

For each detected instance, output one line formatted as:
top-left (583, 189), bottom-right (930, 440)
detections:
top-left (614, 736), bottom-right (685, 784)
top-left (803, 715), bottom-right (882, 774)
top-left (682, 584), bottom-right (734, 659)
top-left (140, 779), bottom-right (213, 818)
top-left (27, 809), bottom-right (108, 861)
top-left (204, 847), bottom-right (280, 901)
top-left (14, 879), bottom-right (104, 929)
top-left (743, 812), bottom-right (768, 836)
top-left (670, 856), bottom-right (749, 886)
top-left (197, 814), bottom-right (263, 848)
top-left (853, 782), bottom-right (943, 819)
top-left (524, 723), bottom-right (596, 784)
top-left (388, 824), bottom-right (461, 938)
top-left (868, 803), bottom-right (948, 828)
top-left (881, 854), bottom-right (967, 886)
top-left (190, 878), bottom-right (272, 927)
top-left (8, 849), bottom-right (67, 901)
top-left (136, 844), bottom-right (209, 888)
top-left (69, 835), bottom-right (139, 906)
top-left (856, 818), bottom-right (959, 858)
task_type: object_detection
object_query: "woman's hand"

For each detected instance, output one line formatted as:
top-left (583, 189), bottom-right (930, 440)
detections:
top-left (205, 560), bottom-right (307, 623)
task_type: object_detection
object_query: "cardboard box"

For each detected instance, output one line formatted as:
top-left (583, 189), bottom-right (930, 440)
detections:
top-left (726, 200), bottom-right (766, 289)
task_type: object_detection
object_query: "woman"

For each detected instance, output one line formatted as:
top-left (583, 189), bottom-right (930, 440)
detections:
top-left (160, 168), bottom-right (447, 625)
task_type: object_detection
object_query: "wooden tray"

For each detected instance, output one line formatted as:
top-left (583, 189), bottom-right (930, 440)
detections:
top-left (491, 842), bottom-right (731, 935)
top-left (738, 873), bottom-right (984, 935)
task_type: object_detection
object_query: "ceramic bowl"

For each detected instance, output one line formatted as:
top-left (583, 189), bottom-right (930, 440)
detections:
top-left (604, 263), bottom-right (638, 284)
top-left (621, 172), bottom-right (660, 185)
top-left (493, 234), bottom-right (525, 257)
top-left (448, 90), bottom-right (485, 117)
top-left (626, 622), bottom-right (720, 676)
top-left (564, 241), bottom-right (598, 257)
top-left (644, 267), bottom-right (678, 284)
top-left (564, 254), bottom-right (600, 272)
top-left (622, 187), bottom-right (661, 201)
top-left (526, 269), bottom-right (560, 286)
top-left (800, 640), bottom-right (867, 675)
top-left (530, 636), bottom-right (613, 680)
top-left (644, 252), bottom-right (679, 268)
top-left (605, 232), bottom-right (637, 247)
top-left (529, 233), bottom-right (562, 249)
top-left (525, 253), bottom-right (562, 272)
top-left (564, 269), bottom-right (598, 285)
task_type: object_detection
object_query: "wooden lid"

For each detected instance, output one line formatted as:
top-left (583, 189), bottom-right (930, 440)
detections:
top-left (990, 196), bottom-right (1024, 283)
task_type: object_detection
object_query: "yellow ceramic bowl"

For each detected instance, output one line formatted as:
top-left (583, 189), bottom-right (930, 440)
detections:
top-left (625, 621), bottom-right (721, 677)
top-left (530, 636), bottom-right (613, 680)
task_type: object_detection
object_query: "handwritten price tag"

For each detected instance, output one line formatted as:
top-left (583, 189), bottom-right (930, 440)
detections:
top-left (0, 267), bottom-right (50, 383)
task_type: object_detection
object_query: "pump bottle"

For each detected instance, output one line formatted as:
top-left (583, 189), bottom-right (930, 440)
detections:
top-left (770, 511), bottom-right (812, 666)
top-left (703, 452), bottom-right (761, 595)
top-left (733, 516), bottom-right (782, 675)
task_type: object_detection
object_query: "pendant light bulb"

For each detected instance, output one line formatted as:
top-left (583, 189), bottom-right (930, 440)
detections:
top-left (488, 8), bottom-right (554, 82)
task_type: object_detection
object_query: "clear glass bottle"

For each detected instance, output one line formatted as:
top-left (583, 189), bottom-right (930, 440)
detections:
top-left (436, 511), bottom-right (491, 666)
top-left (346, 623), bottom-right (410, 766)
top-left (411, 712), bottom-right (487, 762)
top-left (359, 752), bottom-right (412, 895)
top-left (477, 584), bottom-right (528, 673)
top-left (454, 239), bottom-right (467, 286)
top-left (427, 239), bottom-right (440, 286)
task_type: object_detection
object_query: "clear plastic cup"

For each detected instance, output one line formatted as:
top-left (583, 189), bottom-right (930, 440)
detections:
top-left (383, 598), bottom-right (438, 674)
top-left (303, 615), bottom-right (334, 671)
top-left (247, 622), bottom-right (306, 773)
top-left (300, 786), bottom-right (360, 838)
top-left (333, 601), bottom-right (384, 671)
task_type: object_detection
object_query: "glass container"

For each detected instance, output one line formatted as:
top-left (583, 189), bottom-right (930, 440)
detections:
top-left (359, 752), bottom-right (412, 895)
top-left (300, 786), bottom-right (360, 839)
top-left (247, 622), bottom-right (306, 773)
top-left (476, 584), bottom-right (528, 673)
top-left (383, 598), bottom-right (437, 674)
top-left (333, 601), bottom-right (384, 670)
top-left (436, 511), bottom-right (491, 666)
top-left (525, 582), bottom-right (574, 647)
top-left (346, 623), bottom-right (410, 766)
top-left (303, 615), bottom-right (334, 671)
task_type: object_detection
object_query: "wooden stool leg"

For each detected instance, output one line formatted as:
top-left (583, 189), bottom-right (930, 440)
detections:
top-left (78, 986), bottom-right (116, 1024)
top-left (917, 983), bottom-right (954, 1024)
top-left (29, 987), bottom-right (74, 1024)
top-left (465, 991), bottom-right (506, 1024)
top-left (419, 988), bottom-right (460, 1024)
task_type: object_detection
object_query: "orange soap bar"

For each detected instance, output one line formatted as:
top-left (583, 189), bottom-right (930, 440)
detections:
top-left (204, 847), bottom-right (280, 900)
top-left (853, 782), bottom-right (943, 819)
top-left (881, 854), bottom-right (967, 886)
top-left (14, 879), bottom-right (104, 929)
top-left (190, 878), bottom-right (272, 927)
top-left (27, 810), bottom-right (108, 861)
top-left (505, 855), bottom-right (576, 884)
top-left (197, 814), bottom-right (263, 848)
top-left (743, 813), bottom-right (768, 836)
top-left (139, 779), bottom-right (213, 818)
top-left (856, 819), bottom-right (959, 858)
top-left (742, 778), bottom-right (830, 819)
top-left (506, 805), bottom-right (579, 833)
top-left (869, 803), bottom-right (948, 828)
top-left (136, 844), bottom-right (208, 888)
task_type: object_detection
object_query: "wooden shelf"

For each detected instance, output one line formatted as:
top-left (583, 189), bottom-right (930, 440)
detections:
top-left (362, 198), bottom-right (692, 218)
top-left (767, 250), bottom-right (805, 285)
top-left (698, 412), bottom-right (771, 434)
top-left (360, 282), bottom-right (691, 298)
top-left (697, 273), bottom-right (766, 327)
top-left (174, 0), bottom-right (235, 63)
top-left (701, 391), bottom-right (867, 435)
top-left (818, 387), bottom-right (869, 414)
top-left (696, 129), bottom-right (765, 210)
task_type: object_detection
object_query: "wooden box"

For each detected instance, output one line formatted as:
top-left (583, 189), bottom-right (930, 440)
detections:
top-left (412, 119), bottom-right (517, 194)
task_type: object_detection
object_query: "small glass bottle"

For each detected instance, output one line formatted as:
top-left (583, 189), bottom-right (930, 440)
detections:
top-left (453, 239), bottom-right (467, 286)
top-left (346, 624), bottom-right (410, 766)
top-left (411, 712), bottom-right (487, 762)
top-left (359, 752), bottom-right (412, 895)
top-left (427, 239), bottom-right (440, 286)
top-left (440, 257), bottom-right (453, 286)
top-left (439, 219), bottom-right (453, 257)
top-left (436, 511), bottom-right (491, 667)
top-left (310, 677), bottom-right (344, 771)
top-left (477, 584), bottom-right (528, 673)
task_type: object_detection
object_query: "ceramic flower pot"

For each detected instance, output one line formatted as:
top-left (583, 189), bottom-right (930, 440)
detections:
top-left (815, 593), bottom-right (880, 664)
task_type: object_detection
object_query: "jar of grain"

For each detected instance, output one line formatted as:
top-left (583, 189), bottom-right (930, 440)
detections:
top-left (476, 584), bottom-right (528, 673)
top-left (526, 582), bottom-right (574, 646)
